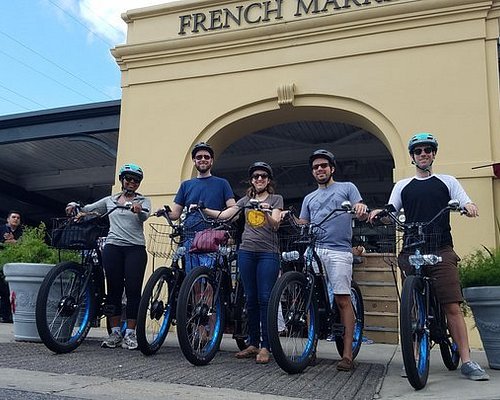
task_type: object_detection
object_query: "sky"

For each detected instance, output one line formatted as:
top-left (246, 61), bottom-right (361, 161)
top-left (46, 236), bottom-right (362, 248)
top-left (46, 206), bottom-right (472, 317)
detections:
top-left (0, 0), bottom-right (178, 117)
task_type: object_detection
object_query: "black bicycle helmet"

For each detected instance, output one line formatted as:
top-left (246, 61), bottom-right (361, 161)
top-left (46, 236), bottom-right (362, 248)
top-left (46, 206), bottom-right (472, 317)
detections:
top-left (309, 149), bottom-right (336, 168)
top-left (248, 161), bottom-right (273, 179)
top-left (118, 163), bottom-right (143, 181)
top-left (408, 133), bottom-right (438, 153)
top-left (191, 142), bottom-right (214, 159)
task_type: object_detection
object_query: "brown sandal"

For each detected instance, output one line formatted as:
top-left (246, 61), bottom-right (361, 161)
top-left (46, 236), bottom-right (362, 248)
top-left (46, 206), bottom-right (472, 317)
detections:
top-left (235, 345), bottom-right (259, 359)
top-left (256, 348), bottom-right (270, 364)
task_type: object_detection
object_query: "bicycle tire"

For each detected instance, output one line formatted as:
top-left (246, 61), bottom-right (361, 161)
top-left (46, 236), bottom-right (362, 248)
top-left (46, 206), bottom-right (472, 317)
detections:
top-left (334, 280), bottom-right (365, 360)
top-left (267, 271), bottom-right (318, 374)
top-left (176, 266), bottom-right (225, 366)
top-left (36, 261), bottom-right (94, 353)
top-left (233, 278), bottom-right (249, 351)
top-left (400, 275), bottom-right (430, 390)
top-left (136, 266), bottom-right (177, 355)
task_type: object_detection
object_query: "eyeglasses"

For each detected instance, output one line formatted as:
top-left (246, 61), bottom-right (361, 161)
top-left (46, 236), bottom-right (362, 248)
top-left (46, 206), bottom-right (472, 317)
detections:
top-left (252, 173), bottom-right (269, 180)
top-left (195, 154), bottom-right (212, 160)
top-left (123, 175), bottom-right (141, 183)
top-left (312, 162), bottom-right (330, 170)
top-left (412, 147), bottom-right (434, 156)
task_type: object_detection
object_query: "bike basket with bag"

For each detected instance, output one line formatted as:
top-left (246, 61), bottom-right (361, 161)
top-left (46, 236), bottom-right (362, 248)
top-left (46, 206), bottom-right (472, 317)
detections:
top-left (51, 216), bottom-right (108, 250)
top-left (189, 228), bottom-right (229, 253)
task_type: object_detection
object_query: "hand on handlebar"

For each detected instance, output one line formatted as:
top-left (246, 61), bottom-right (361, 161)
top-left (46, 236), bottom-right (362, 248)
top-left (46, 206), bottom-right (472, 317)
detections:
top-left (462, 202), bottom-right (479, 218)
top-left (352, 202), bottom-right (369, 220)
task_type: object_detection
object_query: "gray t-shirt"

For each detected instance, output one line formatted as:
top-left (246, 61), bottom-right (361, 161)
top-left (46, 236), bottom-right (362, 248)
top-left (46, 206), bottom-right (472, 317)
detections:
top-left (237, 194), bottom-right (283, 254)
top-left (300, 182), bottom-right (362, 252)
top-left (82, 193), bottom-right (151, 246)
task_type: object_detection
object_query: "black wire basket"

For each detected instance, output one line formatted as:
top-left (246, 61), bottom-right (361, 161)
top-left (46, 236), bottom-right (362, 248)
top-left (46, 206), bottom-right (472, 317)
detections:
top-left (51, 216), bottom-right (108, 250)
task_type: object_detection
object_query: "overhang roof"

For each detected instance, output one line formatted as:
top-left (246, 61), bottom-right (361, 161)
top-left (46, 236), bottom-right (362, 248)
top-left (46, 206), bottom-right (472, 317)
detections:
top-left (0, 101), bottom-right (120, 225)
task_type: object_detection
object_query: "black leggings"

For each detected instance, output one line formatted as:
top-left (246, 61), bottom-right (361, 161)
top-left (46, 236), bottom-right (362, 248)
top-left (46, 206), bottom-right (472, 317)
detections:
top-left (102, 244), bottom-right (147, 320)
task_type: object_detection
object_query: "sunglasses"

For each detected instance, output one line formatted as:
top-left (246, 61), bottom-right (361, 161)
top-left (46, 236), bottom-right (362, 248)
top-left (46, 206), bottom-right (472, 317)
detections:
top-left (195, 154), bottom-right (212, 160)
top-left (412, 147), bottom-right (434, 156)
top-left (123, 175), bottom-right (141, 183)
top-left (312, 162), bottom-right (330, 170)
top-left (252, 173), bottom-right (269, 180)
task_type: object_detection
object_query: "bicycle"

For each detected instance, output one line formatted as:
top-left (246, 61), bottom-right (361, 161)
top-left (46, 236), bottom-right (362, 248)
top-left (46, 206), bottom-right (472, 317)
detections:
top-left (176, 202), bottom-right (268, 366)
top-left (35, 202), bottom-right (146, 353)
top-left (376, 199), bottom-right (462, 390)
top-left (267, 201), bottom-right (365, 374)
top-left (135, 205), bottom-right (186, 355)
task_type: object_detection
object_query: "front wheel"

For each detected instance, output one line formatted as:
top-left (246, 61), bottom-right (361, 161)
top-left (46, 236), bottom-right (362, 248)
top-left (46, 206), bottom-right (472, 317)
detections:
top-left (176, 266), bottom-right (225, 366)
top-left (267, 271), bottom-right (318, 374)
top-left (400, 275), bottom-right (430, 390)
top-left (335, 280), bottom-right (364, 360)
top-left (136, 266), bottom-right (179, 355)
top-left (36, 261), bottom-right (94, 353)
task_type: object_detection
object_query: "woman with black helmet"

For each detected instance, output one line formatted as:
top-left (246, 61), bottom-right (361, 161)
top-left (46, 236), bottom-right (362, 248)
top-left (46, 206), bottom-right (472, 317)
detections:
top-left (66, 163), bottom-right (151, 351)
top-left (202, 161), bottom-right (283, 364)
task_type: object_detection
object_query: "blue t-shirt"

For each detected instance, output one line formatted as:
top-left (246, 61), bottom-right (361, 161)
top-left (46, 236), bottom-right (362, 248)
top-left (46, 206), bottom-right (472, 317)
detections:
top-left (300, 181), bottom-right (362, 252)
top-left (174, 175), bottom-right (234, 232)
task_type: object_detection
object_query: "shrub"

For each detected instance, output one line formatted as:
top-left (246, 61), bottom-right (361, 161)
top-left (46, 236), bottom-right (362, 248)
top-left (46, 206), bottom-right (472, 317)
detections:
top-left (0, 223), bottom-right (79, 272)
top-left (459, 247), bottom-right (500, 288)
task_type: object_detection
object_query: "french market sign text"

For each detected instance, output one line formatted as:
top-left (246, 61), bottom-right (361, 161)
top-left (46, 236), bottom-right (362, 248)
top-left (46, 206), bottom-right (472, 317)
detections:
top-left (179, 0), bottom-right (391, 35)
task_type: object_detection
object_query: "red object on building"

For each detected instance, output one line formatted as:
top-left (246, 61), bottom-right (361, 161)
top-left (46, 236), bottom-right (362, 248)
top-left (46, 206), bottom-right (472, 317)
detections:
top-left (493, 163), bottom-right (500, 179)
top-left (10, 291), bottom-right (15, 314)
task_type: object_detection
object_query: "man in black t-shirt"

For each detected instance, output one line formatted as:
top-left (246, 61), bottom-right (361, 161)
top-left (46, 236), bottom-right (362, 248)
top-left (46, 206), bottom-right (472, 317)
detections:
top-left (370, 133), bottom-right (488, 381)
top-left (0, 211), bottom-right (23, 323)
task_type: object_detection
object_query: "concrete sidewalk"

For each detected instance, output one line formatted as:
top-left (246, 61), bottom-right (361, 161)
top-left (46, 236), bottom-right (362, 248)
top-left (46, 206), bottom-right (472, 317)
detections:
top-left (0, 322), bottom-right (498, 400)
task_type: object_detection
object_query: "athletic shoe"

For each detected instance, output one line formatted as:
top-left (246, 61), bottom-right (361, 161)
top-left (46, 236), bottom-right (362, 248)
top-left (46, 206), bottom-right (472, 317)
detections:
top-left (461, 361), bottom-right (490, 381)
top-left (101, 331), bottom-right (123, 348)
top-left (122, 331), bottom-right (138, 350)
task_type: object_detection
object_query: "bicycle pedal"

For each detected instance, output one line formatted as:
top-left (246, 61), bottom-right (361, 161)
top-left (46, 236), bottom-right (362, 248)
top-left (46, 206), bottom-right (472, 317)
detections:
top-left (331, 323), bottom-right (345, 336)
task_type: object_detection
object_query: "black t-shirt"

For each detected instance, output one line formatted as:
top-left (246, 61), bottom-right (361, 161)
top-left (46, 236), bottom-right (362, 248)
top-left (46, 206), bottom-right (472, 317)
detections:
top-left (0, 224), bottom-right (23, 244)
top-left (388, 174), bottom-right (472, 249)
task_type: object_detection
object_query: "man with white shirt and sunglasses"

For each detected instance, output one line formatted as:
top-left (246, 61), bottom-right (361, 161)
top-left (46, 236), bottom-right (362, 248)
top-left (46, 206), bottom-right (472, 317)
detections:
top-left (370, 132), bottom-right (488, 381)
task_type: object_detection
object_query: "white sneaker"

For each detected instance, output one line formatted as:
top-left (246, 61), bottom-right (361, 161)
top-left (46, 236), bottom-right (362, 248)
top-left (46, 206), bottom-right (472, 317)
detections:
top-left (122, 331), bottom-right (138, 350)
top-left (461, 361), bottom-right (490, 381)
top-left (101, 331), bottom-right (122, 348)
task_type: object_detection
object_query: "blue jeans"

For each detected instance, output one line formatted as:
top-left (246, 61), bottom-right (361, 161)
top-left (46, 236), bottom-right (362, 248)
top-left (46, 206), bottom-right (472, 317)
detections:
top-left (238, 250), bottom-right (280, 349)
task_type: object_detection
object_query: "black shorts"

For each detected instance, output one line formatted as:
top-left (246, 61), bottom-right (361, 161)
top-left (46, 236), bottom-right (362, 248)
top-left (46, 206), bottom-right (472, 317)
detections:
top-left (398, 246), bottom-right (463, 304)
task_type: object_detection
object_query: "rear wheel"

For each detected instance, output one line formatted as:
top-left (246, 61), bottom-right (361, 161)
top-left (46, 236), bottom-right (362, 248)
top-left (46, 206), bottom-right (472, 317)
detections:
top-left (400, 275), bottom-right (430, 390)
top-left (136, 267), bottom-right (177, 355)
top-left (176, 266), bottom-right (225, 365)
top-left (36, 261), bottom-right (94, 353)
top-left (267, 271), bottom-right (318, 374)
top-left (436, 307), bottom-right (460, 370)
top-left (335, 280), bottom-right (364, 360)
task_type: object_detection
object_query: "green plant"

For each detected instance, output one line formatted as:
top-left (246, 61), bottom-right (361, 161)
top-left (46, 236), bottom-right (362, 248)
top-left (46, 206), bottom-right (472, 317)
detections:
top-left (459, 246), bottom-right (500, 288)
top-left (0, 223), bottom-right (79, 271)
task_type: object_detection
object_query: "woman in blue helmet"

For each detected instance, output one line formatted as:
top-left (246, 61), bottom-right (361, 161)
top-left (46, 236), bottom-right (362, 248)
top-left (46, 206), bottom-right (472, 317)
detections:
top-left (66, 163), bottom-right (151, 350)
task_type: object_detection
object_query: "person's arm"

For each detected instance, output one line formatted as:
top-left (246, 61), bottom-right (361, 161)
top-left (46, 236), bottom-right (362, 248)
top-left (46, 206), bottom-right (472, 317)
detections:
top-left (203, 205), bottom-right (240, 220)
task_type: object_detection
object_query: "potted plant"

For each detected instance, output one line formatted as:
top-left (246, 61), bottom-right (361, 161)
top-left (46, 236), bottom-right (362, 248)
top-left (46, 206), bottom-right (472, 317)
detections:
top-left (0, 223), bottom-right (78, 342)
top-left (459, 246), bottom-right (500, 370)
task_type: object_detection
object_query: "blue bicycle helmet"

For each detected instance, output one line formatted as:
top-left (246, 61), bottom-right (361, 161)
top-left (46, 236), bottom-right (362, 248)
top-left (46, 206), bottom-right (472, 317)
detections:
top-left (118, 163), bottom-right (143, 181)
top-left (248, 162), bottom-right (273, 179)
top-left (191, 142), bottom-right (214, 159)
top-left (309, 149), bottom-right (336, 168)
top-left (408, 133), bottom-right (438, 153)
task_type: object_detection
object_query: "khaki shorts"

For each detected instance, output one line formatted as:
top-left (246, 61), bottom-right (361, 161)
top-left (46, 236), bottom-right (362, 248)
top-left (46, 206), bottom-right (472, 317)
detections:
top-left (398, 246), bottom-right (463, 304)
top-left (316, 248), bottom-right (353, 295)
